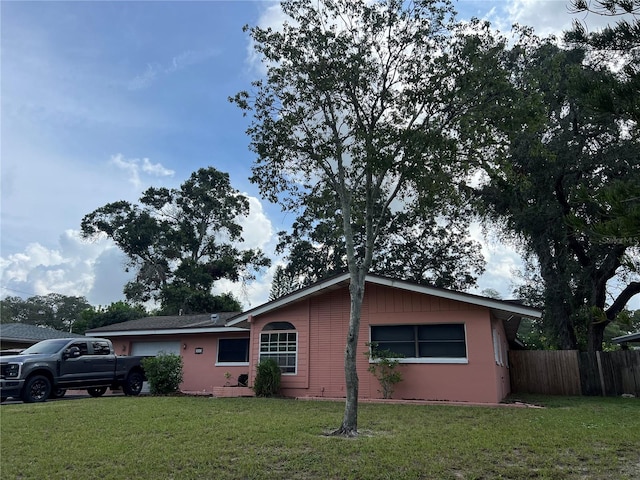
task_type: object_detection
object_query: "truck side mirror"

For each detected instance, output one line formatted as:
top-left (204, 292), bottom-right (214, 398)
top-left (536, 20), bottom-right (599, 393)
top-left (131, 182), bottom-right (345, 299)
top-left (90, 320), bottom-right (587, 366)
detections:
top-left (64, 346), bottom-right (81, 359)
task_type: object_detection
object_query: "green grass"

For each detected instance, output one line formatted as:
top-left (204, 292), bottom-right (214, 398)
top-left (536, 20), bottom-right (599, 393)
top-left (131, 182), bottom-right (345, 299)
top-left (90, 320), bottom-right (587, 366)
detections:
top-left (1, 395), bottom-right (639, 479)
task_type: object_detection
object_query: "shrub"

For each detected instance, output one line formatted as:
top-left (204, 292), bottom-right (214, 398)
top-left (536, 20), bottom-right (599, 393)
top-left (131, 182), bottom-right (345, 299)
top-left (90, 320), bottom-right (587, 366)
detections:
top-left (142, 353), bottom-right (184, 394)
top-left (253, 358), bottom-right (281, 397)
top-left (365, 342), bottom-right (403, 399)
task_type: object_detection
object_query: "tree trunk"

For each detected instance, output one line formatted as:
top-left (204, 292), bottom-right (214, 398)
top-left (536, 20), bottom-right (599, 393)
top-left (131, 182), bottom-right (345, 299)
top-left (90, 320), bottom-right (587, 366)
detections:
top-left (587, 320), bottom-right (607, 353)
top-left (331, 274), bottom-right (365, 437)
top-left (543, 288), bottom-right (578, 350)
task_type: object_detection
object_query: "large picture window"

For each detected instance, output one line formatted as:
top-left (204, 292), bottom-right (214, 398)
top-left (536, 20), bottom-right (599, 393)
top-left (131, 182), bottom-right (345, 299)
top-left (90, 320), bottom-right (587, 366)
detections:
top-left (217, 338), bottom-right (250, 365)
top-left (370, 324), bottom-right (467, 363)
top-left (259, 322), bottom-right (297, 374)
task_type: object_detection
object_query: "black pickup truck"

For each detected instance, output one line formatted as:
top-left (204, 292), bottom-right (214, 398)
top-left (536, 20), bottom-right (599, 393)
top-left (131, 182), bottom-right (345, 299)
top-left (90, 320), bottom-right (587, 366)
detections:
top-left (0, 338), bottom-right (146, 403)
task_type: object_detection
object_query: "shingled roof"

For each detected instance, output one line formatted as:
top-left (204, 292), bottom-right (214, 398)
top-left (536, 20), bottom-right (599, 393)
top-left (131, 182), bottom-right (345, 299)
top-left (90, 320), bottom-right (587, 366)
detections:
top-left (0, 323), bottom-right (84, 346)
top-left (86, 312), bottom-right (245, 336)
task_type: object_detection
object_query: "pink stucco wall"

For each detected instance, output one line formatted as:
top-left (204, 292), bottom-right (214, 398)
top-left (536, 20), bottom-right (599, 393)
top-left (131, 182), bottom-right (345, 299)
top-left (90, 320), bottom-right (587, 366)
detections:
top-left (182, 332), bottom-right (251, 393)
top-left (248, 283), bottom-right (510, 404)
top-left (104, 282), bottom-right (512, 402)
top-left (109, 333), bottom-right (250, 393)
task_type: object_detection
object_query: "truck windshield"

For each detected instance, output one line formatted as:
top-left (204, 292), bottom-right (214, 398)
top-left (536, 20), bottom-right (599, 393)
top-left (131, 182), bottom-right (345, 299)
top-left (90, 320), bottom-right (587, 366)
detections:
top-left (20, 339), bottom-right (71, 355)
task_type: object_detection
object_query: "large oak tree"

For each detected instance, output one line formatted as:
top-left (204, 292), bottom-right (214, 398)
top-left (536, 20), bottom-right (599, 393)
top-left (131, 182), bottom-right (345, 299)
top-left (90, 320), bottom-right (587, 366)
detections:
top-left (476, 31), bottom-right (639, 352)
top-left (81, 167), bottom-right (270, 314)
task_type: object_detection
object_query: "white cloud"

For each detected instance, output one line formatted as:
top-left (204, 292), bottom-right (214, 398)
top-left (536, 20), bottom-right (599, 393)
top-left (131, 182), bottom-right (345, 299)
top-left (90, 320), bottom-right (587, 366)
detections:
top-left (110, 153), bottom-right (175, 189)
top-left (487, 0), bottom-right (633, 39)
top-left (237, 195), bottom-right (275, 250)
top-left (468, 222), bottom-right (525, 299)
top-left (1, 230), bottom-right (133, 306)
top-left (142, 158), bottom-right (175, 177)
top-left (212, 195), bottom-right (279, 308)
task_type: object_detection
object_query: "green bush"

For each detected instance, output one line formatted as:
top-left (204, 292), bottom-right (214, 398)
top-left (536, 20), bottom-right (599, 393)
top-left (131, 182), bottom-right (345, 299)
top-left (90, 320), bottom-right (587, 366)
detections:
top-left (365, 342), bottom-right (403, 399)
top-left (253, 358), bottom-right (281, 397)
top-left (142, 353), bottom-right (184, 394)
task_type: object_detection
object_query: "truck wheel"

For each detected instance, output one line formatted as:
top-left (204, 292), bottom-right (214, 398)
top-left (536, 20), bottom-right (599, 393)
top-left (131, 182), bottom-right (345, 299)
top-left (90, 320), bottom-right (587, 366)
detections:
top-left (123, 371), bottom-right (144, 396)
top-left (50, 388), bottom-right (67, 399)
top-left (22, 375), bottom-right (52, 403)
top-left (87, 387), bottom-right (108, 397)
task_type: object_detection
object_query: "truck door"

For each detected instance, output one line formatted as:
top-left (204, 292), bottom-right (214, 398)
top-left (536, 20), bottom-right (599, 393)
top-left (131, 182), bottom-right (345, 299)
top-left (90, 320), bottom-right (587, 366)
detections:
top-left (58, 340), bottom-right (92, 387)
top-left (87, 340), bottom-right (116, 384)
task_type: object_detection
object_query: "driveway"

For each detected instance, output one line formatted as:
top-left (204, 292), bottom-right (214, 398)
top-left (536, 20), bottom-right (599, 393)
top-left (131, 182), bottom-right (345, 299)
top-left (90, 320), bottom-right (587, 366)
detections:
top-left (1, 389), bottom-right (125, 405)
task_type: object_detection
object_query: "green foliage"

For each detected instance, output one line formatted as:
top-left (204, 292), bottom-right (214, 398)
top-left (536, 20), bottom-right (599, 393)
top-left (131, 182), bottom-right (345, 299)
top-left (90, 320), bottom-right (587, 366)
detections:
top-left (157, 289), bottom-right (241, 316)
top-left (72, 301), bottom-right (147, 334)
top-left (141, 354), bottom-right (184, 395)
top-left (269, 265), bottom-right (301, 300)
top-left (365, 342), bottom-right (404, 399)
top-left (232, 0), bottom-right (509, 433)
top-left (81, 167), bottom-right (270, 313)
top-left (253, 358), bottom-right (281, 397)
top-left (0, 294), bottom-right (91, 331)
top-left (276, 197), bottom-right (485, 291)
top-left (474, 29), bottom-right (640, 352)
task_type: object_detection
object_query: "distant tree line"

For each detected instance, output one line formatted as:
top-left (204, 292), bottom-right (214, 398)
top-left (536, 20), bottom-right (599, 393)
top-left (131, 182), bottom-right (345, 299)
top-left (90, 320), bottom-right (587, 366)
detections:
top-left (0, 295), bottom-right (145, 334)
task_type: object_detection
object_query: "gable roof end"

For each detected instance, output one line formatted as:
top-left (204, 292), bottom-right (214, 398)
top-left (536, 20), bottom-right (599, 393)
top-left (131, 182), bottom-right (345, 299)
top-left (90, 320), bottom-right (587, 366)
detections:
top-left (226, 273), bottom-right (542, 327)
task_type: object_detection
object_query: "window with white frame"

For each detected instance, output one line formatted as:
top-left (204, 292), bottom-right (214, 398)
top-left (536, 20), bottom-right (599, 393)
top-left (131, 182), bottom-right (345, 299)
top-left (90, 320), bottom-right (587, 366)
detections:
top-left (217, 338), bottom-right (250, 365)
top-left (259, 322), bottom-right (297, 374)
top-left (370, 324), bottom-right (467, 363)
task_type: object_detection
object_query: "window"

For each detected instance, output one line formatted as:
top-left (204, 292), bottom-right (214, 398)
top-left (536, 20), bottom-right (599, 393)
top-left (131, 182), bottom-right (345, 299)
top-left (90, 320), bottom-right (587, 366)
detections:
top-left (92, 341), bottom-right (112, 355)
top-left (259, 322), bottom-right (297, 374)
top-left (70, 341), bottom-right (89, 356)
top-left (370, 324), bottom-right (467, 363)
top-left (217, 338), bottom-right (250, 364)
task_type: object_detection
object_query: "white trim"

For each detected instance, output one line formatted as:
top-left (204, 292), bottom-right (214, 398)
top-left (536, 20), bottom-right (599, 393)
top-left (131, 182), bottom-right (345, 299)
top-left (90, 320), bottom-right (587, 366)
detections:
top-left (215, 362), bottom-right (250, 367)
top-left (369, 357), bottom-right (469, 364)
top-left (612, 331), bottom-right (640, 343)
top-left (399, 357), bottom-right (468, 364)
top-left (85, 327), bottom-right (248, 337)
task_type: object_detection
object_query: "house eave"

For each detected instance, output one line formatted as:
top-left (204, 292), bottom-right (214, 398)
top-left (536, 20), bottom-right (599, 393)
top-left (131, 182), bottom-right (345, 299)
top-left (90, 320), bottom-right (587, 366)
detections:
top-left (612, 332), bottom-right (640, 344)
top-left (85, 327), bottom-right (249, 337)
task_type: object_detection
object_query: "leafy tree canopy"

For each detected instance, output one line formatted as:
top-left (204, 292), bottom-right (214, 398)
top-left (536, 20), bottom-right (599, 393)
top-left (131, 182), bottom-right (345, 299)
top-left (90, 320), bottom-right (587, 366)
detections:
top-left (0, 294), bottom-right (91, 332)
top-left (233, 0), bottom-right (511, 435)
top-left (475, 30), bottom-right (639, 352)
top-left (72, 301), bottom-right (148, 334)
top-left (274, 187), bottom-right (485, 295)
top-left (81, 167), bottom-right (270, 314)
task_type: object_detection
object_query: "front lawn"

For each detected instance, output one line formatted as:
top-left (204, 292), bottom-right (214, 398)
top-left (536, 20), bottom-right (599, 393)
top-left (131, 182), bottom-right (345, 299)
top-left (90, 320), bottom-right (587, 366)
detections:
top-left (1, 395), bottom-right (638, 479)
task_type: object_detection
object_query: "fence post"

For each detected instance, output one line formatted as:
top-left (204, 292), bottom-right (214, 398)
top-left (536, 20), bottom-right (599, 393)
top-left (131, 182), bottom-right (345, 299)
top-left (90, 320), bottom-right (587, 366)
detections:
top-left (596, 351), bottom-right (606, 396)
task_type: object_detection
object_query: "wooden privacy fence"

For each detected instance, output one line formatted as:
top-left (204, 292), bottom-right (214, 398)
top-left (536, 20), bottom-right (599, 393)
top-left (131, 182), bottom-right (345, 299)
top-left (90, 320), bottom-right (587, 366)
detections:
top-left (509, 350), bottom-right (640, 397)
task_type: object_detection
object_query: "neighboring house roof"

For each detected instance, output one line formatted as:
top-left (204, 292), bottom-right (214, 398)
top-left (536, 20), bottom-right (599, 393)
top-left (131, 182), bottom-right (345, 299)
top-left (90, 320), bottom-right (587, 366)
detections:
top-left (0, 323), bottom-right (85, 343)
top-left (612, 331), bottom-right (640, 344)
top-left (226, 273), bottom-right (543, 342)
top-left (85, 312), bottom-right (246, 337)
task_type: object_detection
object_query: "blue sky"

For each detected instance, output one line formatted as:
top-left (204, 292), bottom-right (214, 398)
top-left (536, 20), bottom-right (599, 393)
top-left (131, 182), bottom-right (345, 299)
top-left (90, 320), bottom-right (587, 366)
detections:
top-left (2, 0), bottom-right (634, 310)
